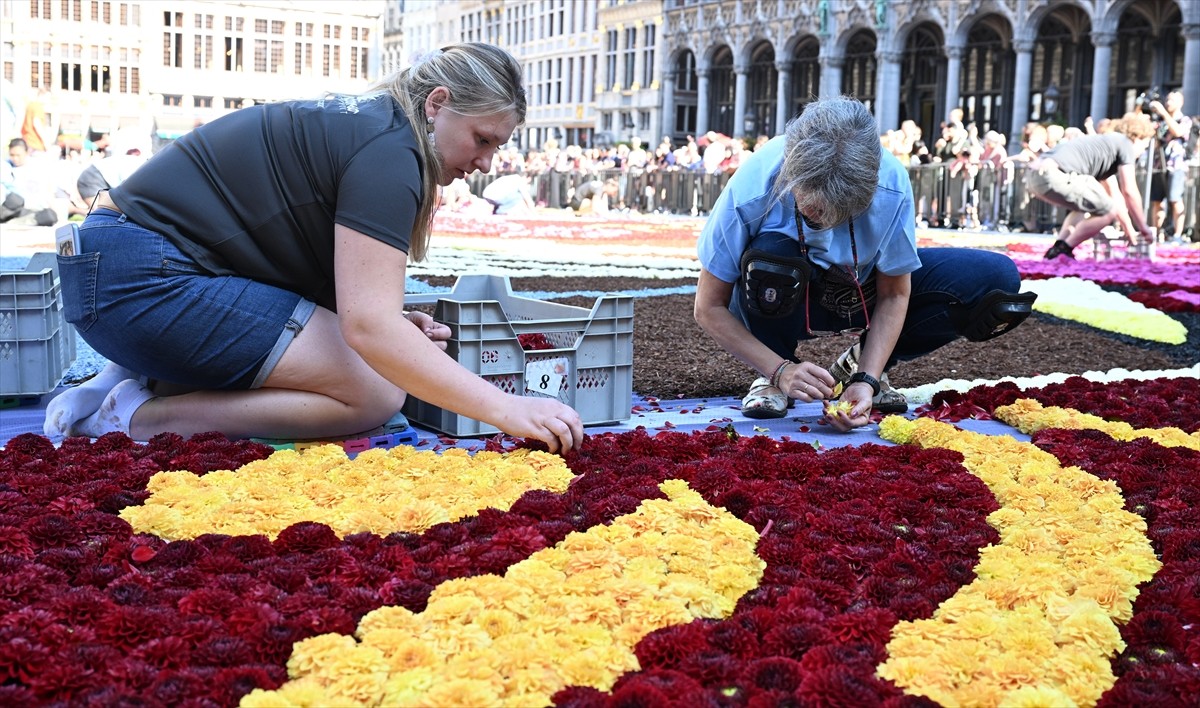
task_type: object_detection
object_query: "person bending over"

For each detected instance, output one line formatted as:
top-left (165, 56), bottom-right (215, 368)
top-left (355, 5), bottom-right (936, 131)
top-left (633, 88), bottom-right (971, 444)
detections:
top-left (694, 97), bottom-right (1035, 431)
top-left (46, 43), bottom-right (583, 453)
top-left (1028, 114), bottom-right (1156, 259)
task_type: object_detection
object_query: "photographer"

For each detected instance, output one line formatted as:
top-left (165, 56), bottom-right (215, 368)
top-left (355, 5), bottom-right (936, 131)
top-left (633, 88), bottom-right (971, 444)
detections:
top-left (1144, 90), bottom-right (1192, 243)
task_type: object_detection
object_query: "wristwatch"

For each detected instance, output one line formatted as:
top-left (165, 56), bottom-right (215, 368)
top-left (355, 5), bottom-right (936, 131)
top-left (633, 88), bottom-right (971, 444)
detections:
top-left (847, 372), bottom-right (881, 397)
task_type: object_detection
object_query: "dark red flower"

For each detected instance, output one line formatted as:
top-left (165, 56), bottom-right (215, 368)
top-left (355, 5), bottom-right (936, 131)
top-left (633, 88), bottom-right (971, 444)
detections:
top-left (178, 588), bottom-right (241, 620)
top-left (289, 606), bottom-right (356, 638)
top-left (211, 664), bottom-right (286, 704)
top-left (823, 607), bottom-right (897, 646)
top-left (24, 513), bottom-right (83, 549)
top-left (148, 669), bottom-right (212, 705)
top-left (762, 622), bottom-right (834, 659)
top-left (551, 685), bottom-right (609, 707)
top-left (608, 678), bottom-right (669, 707)
top-left (635, 621), bottom-right (712, 670)
top-left (796, 666), bottom-right (884, 706)
top-left (95, 605), bottom-right (169, 649)
top-left (273, 522), bottom-right (341, 554)
top-left (1123, 610), bottom-right (1189, 651)
top-left (741, 657), bottom-right (807, 692)
top-left (132, 635), bottom-right (194, 669)
top-left (193, 636), bottom-right (253, 667)
top-left (0, 637), bottom-right (48, 682)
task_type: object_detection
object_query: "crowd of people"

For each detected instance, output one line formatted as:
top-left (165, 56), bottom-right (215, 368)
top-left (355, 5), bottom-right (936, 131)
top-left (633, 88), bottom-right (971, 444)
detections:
top-left (879, 97), bottom-right (1197, 244)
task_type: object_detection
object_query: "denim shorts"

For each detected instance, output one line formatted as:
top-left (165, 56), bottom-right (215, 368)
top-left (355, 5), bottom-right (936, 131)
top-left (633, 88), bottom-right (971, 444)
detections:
top-left (58, 208), bottom-right (316, 390)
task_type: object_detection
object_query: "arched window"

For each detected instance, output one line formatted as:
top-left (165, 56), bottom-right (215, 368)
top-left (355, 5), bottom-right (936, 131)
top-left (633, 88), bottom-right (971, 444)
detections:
top-left (709, 46), bottom-right (735, 136)
top-left (790, 36), bottom-right (820, 120)
top-left (747, 41), bottom-right (777, 138)
top-left (1031, 8), bottom-right (1092, 126)
top-left (842, 30), bottom-right (876, 112)
top-left (960, 18), bottom-right (1013, 135)
top-left (674, 50), bottom-right (697, 137)
top-left (900, 23), bottom-right (944, 141)
top-left (1109, 2), bottom-right (1183, 118)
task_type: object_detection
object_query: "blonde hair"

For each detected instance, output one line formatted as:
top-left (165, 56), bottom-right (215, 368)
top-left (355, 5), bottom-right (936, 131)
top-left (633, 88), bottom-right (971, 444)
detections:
top-left (373, 43), bottom-right (526, 260)
top-left (1115, 112), bottom-right (1156, 141)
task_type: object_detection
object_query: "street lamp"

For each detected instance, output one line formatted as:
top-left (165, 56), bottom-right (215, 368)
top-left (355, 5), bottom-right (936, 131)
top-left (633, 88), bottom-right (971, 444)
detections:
top-left (1043, 84), bottom-right (1060, 119)
top-left (743, 113), bottom-right (757, 138)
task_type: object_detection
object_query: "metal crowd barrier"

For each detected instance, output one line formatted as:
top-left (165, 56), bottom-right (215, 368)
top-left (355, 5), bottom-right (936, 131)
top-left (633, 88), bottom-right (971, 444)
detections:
top-left (468, 163), bottom-right (1198, 238)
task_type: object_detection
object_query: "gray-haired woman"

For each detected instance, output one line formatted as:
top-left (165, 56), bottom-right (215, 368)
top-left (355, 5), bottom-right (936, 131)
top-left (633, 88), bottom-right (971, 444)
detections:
top-left (695, 97), bottom-right (1034, 431)
top-left (48, 43), bottom-right (584, 453)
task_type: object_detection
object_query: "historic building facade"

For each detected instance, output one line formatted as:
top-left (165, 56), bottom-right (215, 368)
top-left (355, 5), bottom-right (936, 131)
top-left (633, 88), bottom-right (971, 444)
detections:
top-left (4, 1), bottom-right (1194, 156)
top-left (1, 0), bottom-right (382, 147)
top-left (663, 0), bottom-right (1198, 150)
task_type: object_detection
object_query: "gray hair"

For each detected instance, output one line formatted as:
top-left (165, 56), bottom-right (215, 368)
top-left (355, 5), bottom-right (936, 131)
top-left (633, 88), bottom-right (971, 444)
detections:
top-left (776, 97), bottom-right (880, 228)
top-left (373, 43), bottom-right (526, 260)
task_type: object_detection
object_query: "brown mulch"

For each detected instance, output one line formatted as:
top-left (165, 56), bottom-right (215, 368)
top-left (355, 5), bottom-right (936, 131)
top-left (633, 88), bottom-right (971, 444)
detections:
top-left (413, 275), bottom-right (1190, 400)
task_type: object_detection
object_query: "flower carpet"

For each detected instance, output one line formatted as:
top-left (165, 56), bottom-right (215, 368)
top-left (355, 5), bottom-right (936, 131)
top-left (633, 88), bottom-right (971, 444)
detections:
top-left (1, 214), bottom-right (1199, 706)
top-left (2, 374), bottom-right (1199, 706)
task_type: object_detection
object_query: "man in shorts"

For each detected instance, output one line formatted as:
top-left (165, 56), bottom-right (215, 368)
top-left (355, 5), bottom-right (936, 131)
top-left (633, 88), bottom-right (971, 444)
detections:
top-left (1027, 113), bottom-right (1156, 259)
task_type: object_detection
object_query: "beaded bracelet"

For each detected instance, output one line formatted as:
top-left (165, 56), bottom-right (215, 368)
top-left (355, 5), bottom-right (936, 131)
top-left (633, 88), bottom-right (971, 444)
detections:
top-left (769, 360), bottom-right (791, 390)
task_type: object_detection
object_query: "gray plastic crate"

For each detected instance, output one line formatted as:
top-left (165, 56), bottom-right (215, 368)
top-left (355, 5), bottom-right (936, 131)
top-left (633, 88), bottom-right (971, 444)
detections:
top-left (0, 253), bottom-right (76, 397)
top-left (403, 275), bottom-right (634, 437)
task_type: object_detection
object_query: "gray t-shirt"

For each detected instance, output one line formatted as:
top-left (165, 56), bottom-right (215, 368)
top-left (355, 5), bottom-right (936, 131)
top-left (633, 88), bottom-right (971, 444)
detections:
top-left (1046, 133), bottom-right (1138, 181)
top-left (111, 93), bottom-right (422, 311)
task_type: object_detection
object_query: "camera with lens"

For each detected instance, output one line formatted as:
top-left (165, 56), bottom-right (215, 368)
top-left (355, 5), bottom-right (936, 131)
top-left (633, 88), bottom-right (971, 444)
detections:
top-left (1136, 88), bottom-right (1163, 119)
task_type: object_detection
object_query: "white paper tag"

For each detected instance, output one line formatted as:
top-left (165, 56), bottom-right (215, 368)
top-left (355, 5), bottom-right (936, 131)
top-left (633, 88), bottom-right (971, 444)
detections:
top-left (525, 357), bottom-right (567, 397)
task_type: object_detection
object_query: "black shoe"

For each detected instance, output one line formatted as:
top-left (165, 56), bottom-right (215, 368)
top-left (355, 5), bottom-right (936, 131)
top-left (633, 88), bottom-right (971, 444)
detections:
top-left (1044, 240), bottom-right (1075, 260)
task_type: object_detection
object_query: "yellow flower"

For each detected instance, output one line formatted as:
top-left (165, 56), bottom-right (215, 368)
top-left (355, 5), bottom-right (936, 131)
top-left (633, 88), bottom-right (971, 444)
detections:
top-left (420, 676), bottom-right (504, 708)
top-left (286, 634), bottom-right (358, 679)
top-left (996, 685), bottom-right (1079, 708)
top-left (239, 678), bottom-right (341, 707)
top-left (879, 416), bottom-right (1159, 705)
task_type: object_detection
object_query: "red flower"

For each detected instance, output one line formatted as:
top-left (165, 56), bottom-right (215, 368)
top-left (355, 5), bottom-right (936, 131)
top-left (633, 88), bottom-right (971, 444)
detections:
top-left (178, 587), bottom-right (241, 620)
top-left (95, 606), bottom-right (168, 650)
top-left (193, 636), bottom-right (253, 667)
top-left (211, 664), bottom-right (287, 705)
top-left (762, 622), bottom-right (834, 659)
top-left (272, 522), bottom-right (340, 554)
top-left (796, 665), bottom-right (887, 705)
top-left (0, 637), bottom-right (48, 682)
top-left (0, 526), bottom-right (33, 558)
top-left (24, 514), bottom-right (83, 549)
top-left (551, 685), bottom-right (609, 707)
top-left (823, 607), bottom-right (897, 646)
top-left (1123, 610), bottom-right (1189, 651)
top-left (131, 636), bottom-right (194, 669)
top-left (635, 622), bottom-right (712, 670)
top-left (741, 656), bottom-right (807, 692)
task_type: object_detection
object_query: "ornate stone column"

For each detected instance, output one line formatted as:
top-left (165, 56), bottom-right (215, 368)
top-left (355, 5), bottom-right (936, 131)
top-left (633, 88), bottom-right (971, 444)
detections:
top-left (661, 68), bottom-right (677, 140)
top-left (943, 44), bottom-right (964, 120)
top-left (1009, 38), bottom-right (1035, 154)
top-left (876, 49), bottom-right (903, 133)
top-left (1090, 31), bottom-right (1116, 122)
top-left (775, 59), bottom-right (793, 135)
top-left (734, 61), bottom-right (749, 137)
top-left (696, 68), bottom-right (711, 135)
top-left (1183, 23), bottom-right (1200, 116)
top-left (819, 54), bottom-right (843, 100)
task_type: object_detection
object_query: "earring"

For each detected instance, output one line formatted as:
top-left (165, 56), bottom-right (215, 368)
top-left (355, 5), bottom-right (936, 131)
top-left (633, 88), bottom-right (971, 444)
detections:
top-left (425, 116), bottom-right (435, 134)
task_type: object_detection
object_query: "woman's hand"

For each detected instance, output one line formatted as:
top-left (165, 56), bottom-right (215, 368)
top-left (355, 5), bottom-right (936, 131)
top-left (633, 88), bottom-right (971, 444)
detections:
top-left (777, 361), bottom-right (837, 403)
top-left (825, 381), bottom-right (874, 432)
top-left (498, 396), bottom-right (584, 454)
top-left (404, 311), bottom-right (451, 351)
